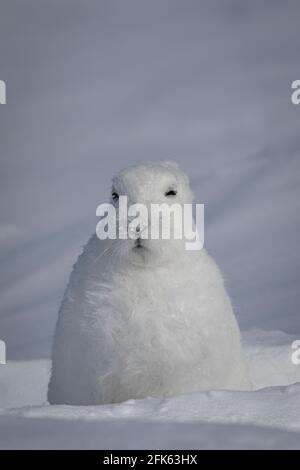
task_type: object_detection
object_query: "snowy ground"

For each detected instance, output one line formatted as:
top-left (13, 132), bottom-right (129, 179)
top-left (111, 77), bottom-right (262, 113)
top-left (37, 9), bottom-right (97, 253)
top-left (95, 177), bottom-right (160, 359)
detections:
top-left (0, 0), bottom-right (300, 449)
top-left (1, 330), bottom-right (300, 449)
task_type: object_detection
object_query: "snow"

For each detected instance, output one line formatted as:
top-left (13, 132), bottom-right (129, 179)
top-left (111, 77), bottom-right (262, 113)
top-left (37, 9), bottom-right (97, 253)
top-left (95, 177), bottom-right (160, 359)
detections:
top-left (0, 360), bottom-right (49, 409)
top-left (0, 0), bottom-right (300, 449)
top-left (1, 411), bottom-right (300, 450)
top-left (0, 0), bottom-right (300, 362)
top-left (1, 331), bottom-right (300, 449)
top-left (244, 329), bottom-right (300, 389)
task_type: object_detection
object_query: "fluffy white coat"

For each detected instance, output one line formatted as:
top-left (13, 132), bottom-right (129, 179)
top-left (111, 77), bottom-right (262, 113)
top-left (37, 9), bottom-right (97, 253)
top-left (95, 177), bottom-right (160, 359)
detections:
top-left (48, 161), bottom-right (251, 405)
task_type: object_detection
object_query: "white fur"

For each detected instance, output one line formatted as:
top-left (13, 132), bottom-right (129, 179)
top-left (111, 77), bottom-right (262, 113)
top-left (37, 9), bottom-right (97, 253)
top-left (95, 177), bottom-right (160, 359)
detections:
top-left (48, 161), bottom-right (251, 405)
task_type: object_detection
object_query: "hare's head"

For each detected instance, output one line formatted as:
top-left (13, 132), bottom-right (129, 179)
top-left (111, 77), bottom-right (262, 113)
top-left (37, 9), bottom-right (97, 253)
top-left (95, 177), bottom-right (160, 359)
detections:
top-left (110, 161), bottom-right (194, 265)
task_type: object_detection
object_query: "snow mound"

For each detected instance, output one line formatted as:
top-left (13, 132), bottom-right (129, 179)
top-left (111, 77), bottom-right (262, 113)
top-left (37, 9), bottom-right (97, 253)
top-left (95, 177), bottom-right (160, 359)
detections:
top-left (3, 383), bottom-right (300, 431)
top-left (0, 360), bottom-right (49, 409)
top-left (244, 329), bottom-right (300, 389)
top-left (0, 413), bottom-right (300, 450)
top-left (0, 329), bottom-right (300, 449)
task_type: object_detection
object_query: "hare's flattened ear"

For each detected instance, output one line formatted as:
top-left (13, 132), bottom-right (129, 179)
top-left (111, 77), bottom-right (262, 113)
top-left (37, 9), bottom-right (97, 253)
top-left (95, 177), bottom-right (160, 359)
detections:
top-left (161, 160), bottom-right (190, 186)
top-left (160, 160), bottom-right (180, 171)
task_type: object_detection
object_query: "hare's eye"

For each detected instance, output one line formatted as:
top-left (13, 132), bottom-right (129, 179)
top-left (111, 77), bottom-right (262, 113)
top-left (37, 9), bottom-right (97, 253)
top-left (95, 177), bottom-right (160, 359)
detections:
top-left (165, 189), bottom-right (177, 197)
top-left (112, 192), bottom-right (119, 201)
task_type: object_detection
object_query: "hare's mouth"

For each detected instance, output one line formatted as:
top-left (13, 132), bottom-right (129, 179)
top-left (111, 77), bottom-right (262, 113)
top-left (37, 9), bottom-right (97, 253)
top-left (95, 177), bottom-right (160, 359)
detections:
top-left (133, 238), bottom-right (145, 250)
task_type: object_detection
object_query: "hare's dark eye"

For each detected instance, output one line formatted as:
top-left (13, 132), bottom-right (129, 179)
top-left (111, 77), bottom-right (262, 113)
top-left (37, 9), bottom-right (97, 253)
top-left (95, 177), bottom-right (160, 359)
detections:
top-left (165, 189), bottom-right (177, 197)
top-left (112, 192), bottom-right (119, 201)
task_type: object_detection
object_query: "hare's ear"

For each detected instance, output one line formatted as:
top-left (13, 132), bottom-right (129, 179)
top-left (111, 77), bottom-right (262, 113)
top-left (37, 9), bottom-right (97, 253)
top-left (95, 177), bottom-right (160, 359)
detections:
top-left (160, 160), bottom-right (180, 171)
top-left (162, 160), bottom-right (191, 188)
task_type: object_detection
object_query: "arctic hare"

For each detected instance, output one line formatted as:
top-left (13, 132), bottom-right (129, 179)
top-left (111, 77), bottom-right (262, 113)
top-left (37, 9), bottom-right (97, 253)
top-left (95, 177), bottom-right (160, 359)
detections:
top-left (48, 161), bottom-right (251, 405)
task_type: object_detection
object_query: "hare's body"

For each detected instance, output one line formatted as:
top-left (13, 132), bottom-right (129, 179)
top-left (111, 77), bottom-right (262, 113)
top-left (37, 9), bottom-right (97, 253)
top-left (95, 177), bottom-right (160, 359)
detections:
top-left (48, 162), bottom-right (251, 405)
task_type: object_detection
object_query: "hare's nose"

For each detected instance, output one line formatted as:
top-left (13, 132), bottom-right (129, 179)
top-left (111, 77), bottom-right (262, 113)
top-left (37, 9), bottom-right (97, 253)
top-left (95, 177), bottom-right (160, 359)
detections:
top-left (128, 220), bottom-right (148, 240)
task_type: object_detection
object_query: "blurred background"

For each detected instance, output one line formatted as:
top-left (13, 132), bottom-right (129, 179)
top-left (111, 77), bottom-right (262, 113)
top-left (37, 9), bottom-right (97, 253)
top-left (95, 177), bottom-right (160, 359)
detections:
top-left (0, 0), bottom-right (299, 360)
